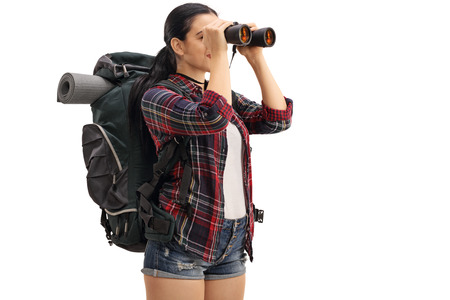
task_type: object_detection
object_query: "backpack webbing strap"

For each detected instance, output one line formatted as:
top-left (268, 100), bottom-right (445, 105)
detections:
top-left (176, 137), bottom-right (193, 217)
top-left (101, 209), bottom-right (113, 245)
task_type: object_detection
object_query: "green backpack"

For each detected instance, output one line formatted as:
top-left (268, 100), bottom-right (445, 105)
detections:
top-left (80, 52), bottom-right (192, 252)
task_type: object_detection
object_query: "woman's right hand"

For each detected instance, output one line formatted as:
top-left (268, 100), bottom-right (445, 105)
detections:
top-left (202, 19), bottom-right (233, 57)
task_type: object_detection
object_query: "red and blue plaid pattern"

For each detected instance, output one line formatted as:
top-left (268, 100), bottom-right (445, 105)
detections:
top-left (141, 74), bottom-right (293, 262)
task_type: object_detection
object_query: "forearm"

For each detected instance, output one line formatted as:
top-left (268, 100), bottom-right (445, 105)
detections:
top-left (248, 54), bottom-right (287, 110)
top-left (207, 52), bottom-right (232, 105)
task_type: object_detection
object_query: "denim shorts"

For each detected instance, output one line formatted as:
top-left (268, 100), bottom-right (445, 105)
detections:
top-left (142, 215), bottom-right (248, 280)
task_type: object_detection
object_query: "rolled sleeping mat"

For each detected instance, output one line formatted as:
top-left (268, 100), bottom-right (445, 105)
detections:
top-left (57, 72), bottom-right (115, 104)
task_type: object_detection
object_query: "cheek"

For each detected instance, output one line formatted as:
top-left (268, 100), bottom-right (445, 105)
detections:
top-left (188, 44), bottom-right (207, 62)
top-left (189, 38), bottom-right (206, 53)
top-left (195, 41), bottom-right (207, 55)
top-left (183, 39), bottom-right (210, 69)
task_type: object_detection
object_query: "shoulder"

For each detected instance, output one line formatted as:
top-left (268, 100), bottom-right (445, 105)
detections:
top-left (142, 85), bottom-right (180, 103)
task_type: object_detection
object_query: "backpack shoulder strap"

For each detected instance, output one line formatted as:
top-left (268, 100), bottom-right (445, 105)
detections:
top-left (138, 77), bottom-right (197, 234)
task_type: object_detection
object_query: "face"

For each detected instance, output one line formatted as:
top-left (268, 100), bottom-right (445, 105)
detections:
top-left (173, 13), bottom-right (218, 76)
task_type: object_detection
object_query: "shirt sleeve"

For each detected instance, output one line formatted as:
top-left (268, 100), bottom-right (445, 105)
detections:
top-left (232, 92), bottom-right (293, 134)
top-left (142, 87), bottom-right (233, 137)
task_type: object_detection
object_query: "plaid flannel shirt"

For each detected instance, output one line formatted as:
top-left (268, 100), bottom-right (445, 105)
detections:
top-left (141, 74), bottom-right (293, 262)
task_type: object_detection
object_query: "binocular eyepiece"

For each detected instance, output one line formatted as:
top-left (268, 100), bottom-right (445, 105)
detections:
top-left (224, 23), bottom-right (276, 47)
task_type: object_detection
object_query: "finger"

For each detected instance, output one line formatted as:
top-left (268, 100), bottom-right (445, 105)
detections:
top-left (218, 20), bottom-right (234, 31)
top-left (245, 23), bottom-right (259, 31)
top-left (207, 19), bottom-right (233, 32)
top-left (205, 19), bottom-right (231, 30)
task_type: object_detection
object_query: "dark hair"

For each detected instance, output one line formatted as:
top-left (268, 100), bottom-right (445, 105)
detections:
top-left (128, 3), bottom-right (217, 151)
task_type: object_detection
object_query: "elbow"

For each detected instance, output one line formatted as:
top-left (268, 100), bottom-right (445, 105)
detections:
top-left (197, 95), bottom-right (233, 133)
top-left (198, 109), bottom-right (230, 134)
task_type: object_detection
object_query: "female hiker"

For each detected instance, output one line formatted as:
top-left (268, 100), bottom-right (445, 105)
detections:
top-left (129, 3), bottom-right (293, 300)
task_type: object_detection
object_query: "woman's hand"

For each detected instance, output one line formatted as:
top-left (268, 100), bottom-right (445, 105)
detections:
top-left (236, 23), bottom-right (264, 62)
top-left (202, 19), bottom-right (234, 57)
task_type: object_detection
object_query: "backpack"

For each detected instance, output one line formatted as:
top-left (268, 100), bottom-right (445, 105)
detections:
top-left (80, 52), bottom-right (192, 252)
top-left (59, 51), bottom-right (264, 253)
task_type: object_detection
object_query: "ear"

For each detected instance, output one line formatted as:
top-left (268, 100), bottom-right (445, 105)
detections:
top-left (171, 38), bottom-right (184, 56)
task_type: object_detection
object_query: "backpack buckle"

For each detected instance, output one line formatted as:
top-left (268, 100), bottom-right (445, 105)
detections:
top-left (254, 208), bottom-right (264, 223)
top-left (113, 64), bottom-right (129, 78)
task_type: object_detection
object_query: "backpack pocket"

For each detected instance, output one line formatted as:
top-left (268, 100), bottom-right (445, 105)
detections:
top-left (143, 200), bottom-right (175, 243)
top-left (103, 208), bottom-right (146, 252)
top-left (82, 124), bottom-right (128, 210)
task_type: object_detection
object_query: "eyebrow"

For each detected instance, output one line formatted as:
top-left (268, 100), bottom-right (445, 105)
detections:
top-left (196, 30), bottom-right (203, 36)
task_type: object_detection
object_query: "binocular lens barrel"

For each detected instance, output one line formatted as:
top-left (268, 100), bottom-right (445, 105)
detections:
top-left (224, 24), bottom-right (276, 47)
top-left (224, 24), bottom-right (252, 46)
top-left (248, 27), bottom-right (276, 47)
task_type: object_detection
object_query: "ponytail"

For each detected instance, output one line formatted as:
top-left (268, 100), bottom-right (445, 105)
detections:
top-left (128, 46), bottom-right (176, 152)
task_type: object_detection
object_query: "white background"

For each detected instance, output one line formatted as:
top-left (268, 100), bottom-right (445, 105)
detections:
top-left (1, 0), bottom-right (449, 299)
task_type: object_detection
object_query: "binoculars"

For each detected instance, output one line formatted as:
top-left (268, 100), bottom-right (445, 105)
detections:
top-left (224, 23), bottom-right (276, 47)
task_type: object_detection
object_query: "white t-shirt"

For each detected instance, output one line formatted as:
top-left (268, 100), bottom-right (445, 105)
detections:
top-left (223, 122), bottom-right (247, 219)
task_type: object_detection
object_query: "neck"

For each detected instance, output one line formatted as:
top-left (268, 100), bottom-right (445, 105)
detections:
top-left (176, 67), bottom-right (206, 90)
top-left (176, 73), bottom-right (204, 85)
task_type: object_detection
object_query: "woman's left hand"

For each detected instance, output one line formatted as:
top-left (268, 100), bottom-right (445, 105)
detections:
top-left (237, 23), bottom-right (264, 61)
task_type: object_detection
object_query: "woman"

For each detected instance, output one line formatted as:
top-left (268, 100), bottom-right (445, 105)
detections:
top-left (129, 3), bottom-right (293, 300)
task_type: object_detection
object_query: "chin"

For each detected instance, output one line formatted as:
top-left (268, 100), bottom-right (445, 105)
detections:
top-left (200, 65), bottom-right (210, 74)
